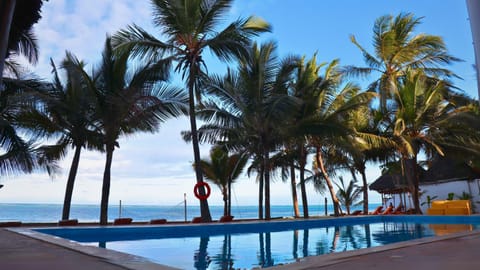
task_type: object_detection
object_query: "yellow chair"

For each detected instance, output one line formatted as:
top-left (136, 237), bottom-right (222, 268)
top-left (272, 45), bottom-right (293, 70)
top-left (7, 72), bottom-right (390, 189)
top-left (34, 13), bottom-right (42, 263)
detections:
top-left (427, 200), bottom-right (471, 215)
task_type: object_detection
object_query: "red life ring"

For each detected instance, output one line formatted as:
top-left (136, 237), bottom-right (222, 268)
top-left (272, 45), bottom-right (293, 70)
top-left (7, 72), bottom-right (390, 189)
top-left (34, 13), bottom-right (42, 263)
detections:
top-left (194, 182), bottom-right (211, 200)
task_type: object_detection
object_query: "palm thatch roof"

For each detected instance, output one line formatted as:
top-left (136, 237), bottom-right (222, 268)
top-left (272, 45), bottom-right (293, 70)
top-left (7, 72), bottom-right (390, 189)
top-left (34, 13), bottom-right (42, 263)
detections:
top-left (422, 156), bottom-right (480, 183)
top-left (369, 173), bottom-right (409, 194)
top-left (370, 156), bottom-right (480, 195)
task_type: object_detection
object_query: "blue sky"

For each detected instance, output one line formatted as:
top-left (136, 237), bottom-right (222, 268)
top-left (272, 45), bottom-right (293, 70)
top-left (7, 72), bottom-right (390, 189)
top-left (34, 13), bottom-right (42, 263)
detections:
top-left (1, 0), bottom-right (476, 208)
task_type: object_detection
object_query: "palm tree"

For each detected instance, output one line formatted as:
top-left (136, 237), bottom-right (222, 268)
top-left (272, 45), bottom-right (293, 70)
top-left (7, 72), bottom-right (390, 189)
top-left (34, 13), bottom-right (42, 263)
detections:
top-left (197, 145), bottom-right (247, 217)
top-left (326, 106), bottom-right (396, 215)
top-left (286, 56), bottom-right (375, 216)
top-left (22, 53), bottom-right (103, 220)
top-left (299, 72), bottom-right (376, 216)
top-left (112, 0), bottom-right (270, 222)
top-left (344, 13), bottom-right (460, 110)
top-left (268, 150), bottom-right (301, 218)
top-left (0, 76), bottom-right (60, 176)
top-left (388, 69), bottom-right (457, 213)
top-left (334, 177), bottom-right (362, 215)
top-left (287, 54), bottom-right (336, 218)
top-left (84, 38), bottom-right (188, 225)
top-left (194, 42), bottom-right (299, 219)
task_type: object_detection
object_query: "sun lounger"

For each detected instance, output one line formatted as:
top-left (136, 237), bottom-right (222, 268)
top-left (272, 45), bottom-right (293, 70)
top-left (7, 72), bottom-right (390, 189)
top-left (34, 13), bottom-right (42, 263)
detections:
top-left (369, 206), bottom-right (384, 215)
top-left (192, 217), bottom-right (203, 223)
top-left (113, 218), bottom-right (133, 225)
top-left (380, 206), bottom-right (394, 215)
top-left (0, 221), bottom-right (22, 227)
top-left (350, 210), bottom-right (363, 215)
top-left (150, 219), bottom-right (167, 224)
top-left (58, 219), bottom-right (79, 226)
top-left (219, 215), bottom-right (234, 222)
top-left (392, 205), bottom-right (404, 215)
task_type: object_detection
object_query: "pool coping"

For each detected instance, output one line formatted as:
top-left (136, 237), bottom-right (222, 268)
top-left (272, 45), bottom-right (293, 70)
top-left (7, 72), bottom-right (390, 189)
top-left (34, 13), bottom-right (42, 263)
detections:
top-left (9, 227), bottom-right (180, 270)
top-left (8, 216), bottom-right (480, 270)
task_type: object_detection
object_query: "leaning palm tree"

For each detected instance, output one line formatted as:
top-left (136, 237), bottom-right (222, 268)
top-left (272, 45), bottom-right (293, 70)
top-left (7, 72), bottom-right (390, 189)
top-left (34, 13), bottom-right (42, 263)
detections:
top-left (197, 145), bottom-right (247, 217)
top-left (83, 38), bottom-right (188, 225)
top-left (22, 53), bottom-right (103, 220)
top-left (344, 12), bottom-right (460, 110)
top-left (112, 0), bottom-right (270, 222)
top-left (298, 65), bottom-right (376, 216)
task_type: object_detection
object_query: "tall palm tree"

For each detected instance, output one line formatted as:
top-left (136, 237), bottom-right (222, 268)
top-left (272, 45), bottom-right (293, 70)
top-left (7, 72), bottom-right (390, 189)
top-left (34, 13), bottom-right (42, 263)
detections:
top-left (197, 145), bottom-right (247, 217)
top-left (194, 42), bottom-right (299, 219)
top-left (287, 54), bottom-right (331, 218)
top-left (297, 65), bottom-right (376, 216)
top-left (344, 13), bottom-right (460, 110)
top-left (82, 38), bottom-right (188, 225)
top-left (112, 0), bottom-right (270, 222)
top-left (22, 53), bottom-right (103, 220)
top-left (388, 69), bottom-right (456, 213)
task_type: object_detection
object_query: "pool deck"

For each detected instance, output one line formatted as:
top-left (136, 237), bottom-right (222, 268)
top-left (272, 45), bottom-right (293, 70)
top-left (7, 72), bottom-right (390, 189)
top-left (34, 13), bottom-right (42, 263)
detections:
top-left (1, 223), bottom-right (480, 269)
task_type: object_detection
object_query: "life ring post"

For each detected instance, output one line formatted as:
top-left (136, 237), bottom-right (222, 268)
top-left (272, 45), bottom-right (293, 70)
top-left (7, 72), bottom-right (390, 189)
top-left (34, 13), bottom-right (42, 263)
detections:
top-left (194, 182), bottom-right (211, 200)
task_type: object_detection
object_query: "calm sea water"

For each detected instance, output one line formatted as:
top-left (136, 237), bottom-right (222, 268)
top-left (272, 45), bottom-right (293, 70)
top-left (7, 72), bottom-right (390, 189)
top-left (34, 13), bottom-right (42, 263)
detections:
top-left (0, 203), bottom-right (382, 222)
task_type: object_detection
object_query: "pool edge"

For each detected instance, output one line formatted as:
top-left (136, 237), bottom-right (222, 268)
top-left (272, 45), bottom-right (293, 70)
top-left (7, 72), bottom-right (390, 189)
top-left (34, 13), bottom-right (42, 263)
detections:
top-left (8, 227), bottom-right (180, 270)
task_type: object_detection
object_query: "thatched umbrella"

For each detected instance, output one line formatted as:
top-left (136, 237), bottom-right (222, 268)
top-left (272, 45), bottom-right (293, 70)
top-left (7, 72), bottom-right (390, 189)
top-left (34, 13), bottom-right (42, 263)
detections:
top-left (369, 173), bottom-right (411, 209)
top-left (369, 174), bottom-right (409, 195)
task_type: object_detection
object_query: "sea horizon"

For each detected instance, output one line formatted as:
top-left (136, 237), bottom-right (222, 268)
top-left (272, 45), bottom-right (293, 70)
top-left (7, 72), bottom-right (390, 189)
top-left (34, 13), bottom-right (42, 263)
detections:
top-left (0, 202), bottom-right (382, 223)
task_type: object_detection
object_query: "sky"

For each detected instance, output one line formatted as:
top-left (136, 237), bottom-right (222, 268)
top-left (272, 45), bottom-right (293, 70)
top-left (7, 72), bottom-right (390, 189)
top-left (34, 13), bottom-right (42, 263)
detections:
top-left (0, 0), bottom-right (477, 209)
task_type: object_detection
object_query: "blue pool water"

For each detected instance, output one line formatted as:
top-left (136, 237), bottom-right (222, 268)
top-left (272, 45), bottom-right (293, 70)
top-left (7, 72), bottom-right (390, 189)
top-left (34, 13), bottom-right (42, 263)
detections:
top-left (36, 215), bottom-right (480, 269)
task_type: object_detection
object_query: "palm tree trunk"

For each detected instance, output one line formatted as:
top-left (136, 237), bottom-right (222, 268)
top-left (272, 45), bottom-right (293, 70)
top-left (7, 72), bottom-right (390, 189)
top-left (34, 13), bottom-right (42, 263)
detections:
top-left (316, 147), bottom-right (340, 216)
top-left (100, 145), bottom-right (114, 225)
top-left (299, 145), bottom-right (308, 218)
top-left (222, 186), bottom-right (228, 217)
top-left (188, 71), bottom-right (212, 222)
top-left (403, 156), bottom-right (421, 213)
top-left (227, 177), bottom-right (232, 217)
top-left (0, 0), bottom-right (16, 88)
top-left (264, 149), bottom-right (271, 220)
top-left (61, 145), bottom-right (82, 220)
top-left (360, 168), bottom-right (369, 214)
top-left (290, 162), bottom-right (300, 218)
top-left (258, 166), bottom-right (264, 219)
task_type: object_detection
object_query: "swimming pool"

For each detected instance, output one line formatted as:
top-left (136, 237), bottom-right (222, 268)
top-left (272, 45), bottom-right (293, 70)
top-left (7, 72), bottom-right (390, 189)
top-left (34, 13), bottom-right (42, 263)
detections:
top-left (35, 215), bottom-right (480, 269)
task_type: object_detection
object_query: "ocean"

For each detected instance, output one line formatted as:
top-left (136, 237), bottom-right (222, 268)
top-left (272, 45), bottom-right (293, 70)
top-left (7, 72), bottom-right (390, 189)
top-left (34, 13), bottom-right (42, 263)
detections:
top-left (0, 203), bottom-right (382, 223)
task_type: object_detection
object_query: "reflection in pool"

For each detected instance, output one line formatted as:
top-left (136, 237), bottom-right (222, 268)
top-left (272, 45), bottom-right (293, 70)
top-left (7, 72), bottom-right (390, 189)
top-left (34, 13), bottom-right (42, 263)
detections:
top-left (36, 216), bottom-right (480, 269)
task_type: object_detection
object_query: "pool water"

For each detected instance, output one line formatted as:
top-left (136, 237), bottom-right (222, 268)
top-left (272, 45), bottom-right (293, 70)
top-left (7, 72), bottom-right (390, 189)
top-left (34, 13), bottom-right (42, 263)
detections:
top-left (36, 216), bottom-right (480, 269)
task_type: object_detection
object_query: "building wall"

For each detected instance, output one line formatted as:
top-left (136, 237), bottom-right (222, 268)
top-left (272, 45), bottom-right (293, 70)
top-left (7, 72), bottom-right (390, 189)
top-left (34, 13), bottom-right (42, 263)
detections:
top-left (419, 179), bottom-right (480, 213)
top-left (385, 179), bottom-right (480, 213)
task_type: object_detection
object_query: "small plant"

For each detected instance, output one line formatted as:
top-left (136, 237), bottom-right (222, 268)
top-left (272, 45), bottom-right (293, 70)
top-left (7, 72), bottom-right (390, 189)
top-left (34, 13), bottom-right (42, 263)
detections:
top-left (446, 193), bottom-right (455, 200)
top-left (456, 191), bottom-right (472, 200)
top-left (421, 195), bottom-right (438, 208)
